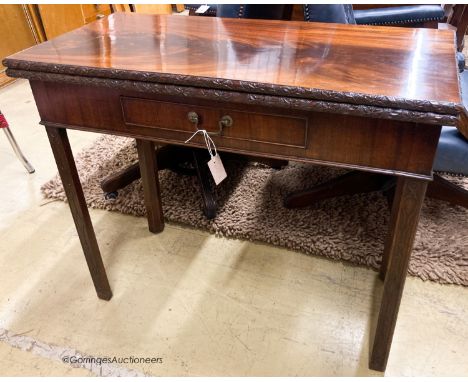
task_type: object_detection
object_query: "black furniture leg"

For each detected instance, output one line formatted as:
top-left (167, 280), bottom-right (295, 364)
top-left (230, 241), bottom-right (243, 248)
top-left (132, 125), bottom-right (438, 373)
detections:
top-left (192, 149), bottom-right (217, 219)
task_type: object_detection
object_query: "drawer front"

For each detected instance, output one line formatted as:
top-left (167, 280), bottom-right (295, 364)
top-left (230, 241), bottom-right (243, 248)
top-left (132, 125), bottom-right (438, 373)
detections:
top-left (121, 97), bottom-right (308, 148)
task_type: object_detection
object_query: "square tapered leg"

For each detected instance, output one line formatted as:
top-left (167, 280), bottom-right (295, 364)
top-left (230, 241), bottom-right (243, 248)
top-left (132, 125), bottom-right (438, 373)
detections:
top-left (370, 176), bottom-right (427, 371)
top-left (46, 126), bottom-right (112, 300)
top-left (136, 139), bottom-right (165, 233)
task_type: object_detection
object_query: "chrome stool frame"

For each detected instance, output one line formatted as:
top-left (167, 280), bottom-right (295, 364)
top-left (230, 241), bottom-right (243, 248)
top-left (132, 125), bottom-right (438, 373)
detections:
top-left (1, 111), bottom-right (35, 173)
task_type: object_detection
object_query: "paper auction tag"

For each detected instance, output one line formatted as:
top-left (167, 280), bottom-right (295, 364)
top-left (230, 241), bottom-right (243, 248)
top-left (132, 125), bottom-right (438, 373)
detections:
top-left (185, 127), bottom-right (227, 186)
top-left (195, 5), bottom-right (210, 14)
top-left (207, 153), bottom-right (227, 185)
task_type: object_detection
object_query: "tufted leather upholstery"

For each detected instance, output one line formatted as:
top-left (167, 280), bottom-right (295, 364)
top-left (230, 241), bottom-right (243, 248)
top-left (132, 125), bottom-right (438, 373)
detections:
top-left (303, 4), bottom-right (355, 24)
top-left (216, 5), bottom-right (291, 20)
top-left (353, 5), bottom-right (444, 26)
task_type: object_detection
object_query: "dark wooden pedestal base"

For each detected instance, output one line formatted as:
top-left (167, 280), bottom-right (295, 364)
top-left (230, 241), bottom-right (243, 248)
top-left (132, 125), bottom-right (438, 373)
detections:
top-left (284, 170), bottom-right (468, 210)
top-left (101, 144), bottom-right (287, 219)
top-left (426, 173), bottom-right (468, 208)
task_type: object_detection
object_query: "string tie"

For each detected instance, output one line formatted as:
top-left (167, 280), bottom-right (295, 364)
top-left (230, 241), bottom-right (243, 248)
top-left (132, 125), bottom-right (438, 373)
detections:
top-left (185, 129), bottom-right (217, 158)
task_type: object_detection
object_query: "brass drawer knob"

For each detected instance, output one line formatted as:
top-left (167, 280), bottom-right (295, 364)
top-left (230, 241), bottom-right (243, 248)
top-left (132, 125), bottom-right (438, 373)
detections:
top-left (219, 115), bottom-right (233, 128)
top-left (186, 111), bottom-right (233, 136)
top-left (217, 115), bottom-right (233, 135)
top-left (187, 111), bottom-right (199, 125)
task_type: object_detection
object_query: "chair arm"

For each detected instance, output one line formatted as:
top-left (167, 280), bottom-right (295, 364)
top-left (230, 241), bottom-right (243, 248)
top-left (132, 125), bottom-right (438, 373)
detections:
top-left (303, 4), bottom-right (355, 24)
top-left (354, 5), bottom-right (444, 26)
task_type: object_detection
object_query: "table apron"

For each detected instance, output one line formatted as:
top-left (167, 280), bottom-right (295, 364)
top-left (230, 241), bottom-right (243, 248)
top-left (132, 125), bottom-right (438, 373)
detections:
top-left (30, 80), bottom-right (442, 180)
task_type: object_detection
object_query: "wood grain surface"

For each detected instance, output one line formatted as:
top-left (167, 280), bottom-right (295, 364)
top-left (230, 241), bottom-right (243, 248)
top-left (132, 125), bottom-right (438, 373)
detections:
top-left (4, 12), bottom-right (461, 107)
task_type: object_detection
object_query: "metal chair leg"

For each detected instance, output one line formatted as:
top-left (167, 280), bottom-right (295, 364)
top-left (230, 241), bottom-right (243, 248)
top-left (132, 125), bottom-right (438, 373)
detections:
top-left (3, 127), bottom-right (35, 173)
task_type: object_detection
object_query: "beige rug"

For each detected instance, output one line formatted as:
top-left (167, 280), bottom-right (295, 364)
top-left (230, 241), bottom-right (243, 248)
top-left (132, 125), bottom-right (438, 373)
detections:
top-left (41, 135), bottom-right (468, 286)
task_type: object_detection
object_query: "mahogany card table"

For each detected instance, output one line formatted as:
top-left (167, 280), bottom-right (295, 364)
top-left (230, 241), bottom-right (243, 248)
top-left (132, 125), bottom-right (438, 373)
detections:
top-left (4, 13), bottom-right (466, 372)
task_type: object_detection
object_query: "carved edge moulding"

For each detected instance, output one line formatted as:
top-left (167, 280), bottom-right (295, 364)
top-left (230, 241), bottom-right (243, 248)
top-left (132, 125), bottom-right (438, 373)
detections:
top-left (3, 58), bottom-right (465, 116)
top-left (5, 67), bottom-right (462, 129)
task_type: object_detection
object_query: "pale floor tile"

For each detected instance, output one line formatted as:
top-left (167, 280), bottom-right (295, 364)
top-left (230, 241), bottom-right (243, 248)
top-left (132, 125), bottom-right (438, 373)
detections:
top-left (0, 80), bottom-right (467, 377)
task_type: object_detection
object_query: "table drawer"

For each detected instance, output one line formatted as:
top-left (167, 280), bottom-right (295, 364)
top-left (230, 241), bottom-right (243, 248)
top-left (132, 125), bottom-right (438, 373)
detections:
top-left (121, 97), bottom-right (308, 148)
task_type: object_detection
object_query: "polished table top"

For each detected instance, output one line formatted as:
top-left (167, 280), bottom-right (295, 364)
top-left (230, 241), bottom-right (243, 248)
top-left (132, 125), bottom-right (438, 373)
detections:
top-left (4, 13), bottom-right (464, 116)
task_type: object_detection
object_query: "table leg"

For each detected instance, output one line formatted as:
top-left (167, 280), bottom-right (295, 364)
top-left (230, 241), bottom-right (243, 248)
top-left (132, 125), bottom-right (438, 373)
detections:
top-left (370, 176), bottom-right (427, 371)
top-left (45, 126), bottom-right (112, 300)
top-left (379, 226), bottom-right (392, 281)
top-left (136, 139), bottom-right (165, 233)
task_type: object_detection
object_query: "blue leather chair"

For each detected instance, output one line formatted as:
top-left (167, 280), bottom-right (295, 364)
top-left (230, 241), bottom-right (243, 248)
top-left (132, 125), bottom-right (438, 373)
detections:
top-left (284, 4), bottom-right (468, 209)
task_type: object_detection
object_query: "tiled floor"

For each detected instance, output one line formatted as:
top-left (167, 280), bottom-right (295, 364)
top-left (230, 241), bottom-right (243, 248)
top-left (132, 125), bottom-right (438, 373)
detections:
top-left (0, 80), bottom-right (467, 376)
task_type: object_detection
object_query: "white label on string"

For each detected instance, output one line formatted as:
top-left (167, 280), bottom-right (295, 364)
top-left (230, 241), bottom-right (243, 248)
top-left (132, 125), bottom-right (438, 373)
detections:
top-left (185, 128), bottom-right (228, 186)
top-left (207, 153), bottom-right (227, 185)
top-left (196, 5), bottom-right (210, 13)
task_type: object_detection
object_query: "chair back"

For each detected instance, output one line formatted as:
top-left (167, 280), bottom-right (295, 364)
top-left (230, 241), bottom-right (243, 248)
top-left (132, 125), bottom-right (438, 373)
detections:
top-left (303, 4), bottom-right (356, 24)
top-left (217, 5), bottom-right (292, 20)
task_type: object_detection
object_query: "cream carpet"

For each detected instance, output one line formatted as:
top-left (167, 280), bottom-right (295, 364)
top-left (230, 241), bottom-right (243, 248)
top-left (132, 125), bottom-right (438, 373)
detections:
top-left (41, 136), bottom-right (468, 286)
